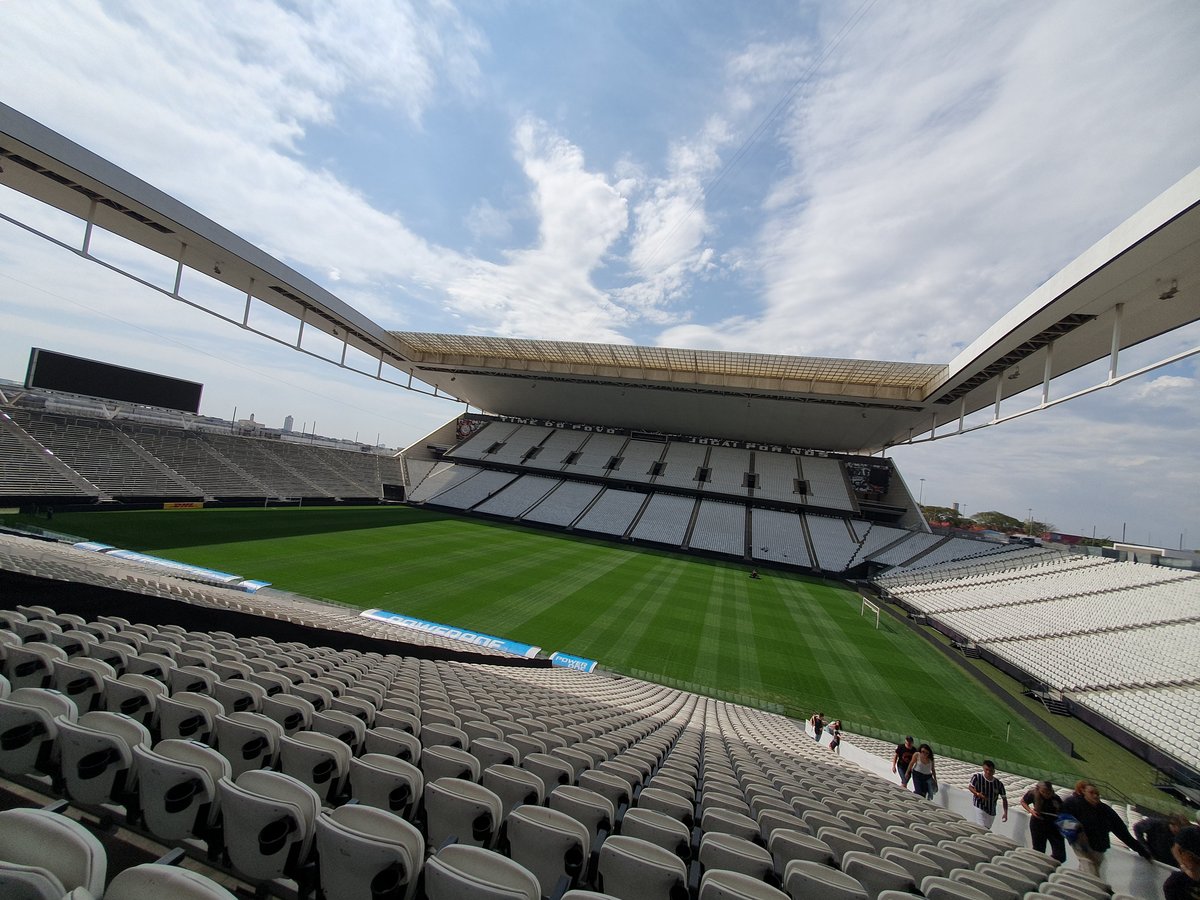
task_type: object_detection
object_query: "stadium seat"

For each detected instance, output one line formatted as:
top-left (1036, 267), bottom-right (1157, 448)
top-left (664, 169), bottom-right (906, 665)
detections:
top-left (472, 736), bottom-right (520, 770)
top-left (349, 753), bottom-right (423, 820)
top-left (422, 744), bottom-right (482, 783)
top-left (0, 807), bottom-right (107, 897)
top-left (216, 769), bottom-right (320, 883)
top-left (213, 711), bottom-right (282, 777)
top-left (424, 843), bottom-right (541, 900)
top-left (56, 710), bottom-right (151, 806)
top-left (101, 673), bottom-right (166, 727)
top-left (278, 730), bottom-right (352, 803)
top-left (783, 859), bottom-right (868, 900)
top-left (424, 776), bottom-right (504, 848)
top-left (311, 708), bottom-right (367, 755)
top-left (921, 875), bottom-right (993, 900)
top-left (597, 834), bottom-right (689, 900)
top-left (841, 850), bottom-right (917, 898)
top-left (880, 846), bottom-right (944, 885)
top-left (698, 831), bottom-right (774, 880)
top-left (579, 769), bottom-right (631, 811)
top-left (637, 786), bottom-right (694, 829)
top-left (158, 691), bottom-right (224, 744)
top-left (816, 826), bottom-right (874, 867)
top-left (364, 724), bottom-right (422, 763)
top-left (212, 678), bottom-right (267, 714)
top-left (260, 691), bottom-right (314, 735)
top-left (619, 807), bottom-right (692, 859)
top-left (699, 869), bottom-right (791, 900)
top-left (103, 863), bottom-right (238, 900)
top-left (0, 686), bottom-right (76, 776)
top-left (479, 763), bottom-right (542, 819)
top-left (133, 738), bottom-right (229, 843)
top-left (4, 642), bottom-right (67, 690)
top-left (167, 665), bottom-right (217, 696)
top-left (507, 804), bottom-right (591, 897)
top-left (315, 804), bottom-right (425, 900)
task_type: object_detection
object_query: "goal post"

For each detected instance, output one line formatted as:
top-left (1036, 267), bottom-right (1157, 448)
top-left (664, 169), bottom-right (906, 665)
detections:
top-left (860, 596), bottom-right (880, 629)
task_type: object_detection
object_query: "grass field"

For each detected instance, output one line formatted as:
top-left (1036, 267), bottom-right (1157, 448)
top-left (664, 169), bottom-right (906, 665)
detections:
top-left (13, 504), bottom-right (1088, 775)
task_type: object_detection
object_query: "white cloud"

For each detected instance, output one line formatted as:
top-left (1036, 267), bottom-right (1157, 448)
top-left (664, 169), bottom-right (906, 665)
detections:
top-left (1132, 375), bottom-right (1196, 405)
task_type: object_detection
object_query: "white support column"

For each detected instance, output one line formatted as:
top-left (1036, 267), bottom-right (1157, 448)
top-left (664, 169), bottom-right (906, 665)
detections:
top-left (242, 277), bottom-right (255, 326)
top-left (296, 307), bottom-right (307, 349)
top-left (82, 199), bottom-right (97, 255)
top-left (994, 376), bottom-right (1004, 420)
top-left (1109, 302), bottom-right (1124, 381)
top-left (173, 243), bottom-right (186, 296)
top-left (376, 354), bottom-right (384, 378)
top-left (1041, 341), bottom-right (1054, 405)
top-left (339, 336), bottom-right (349, 366)
top-left (957, 398), bottom-right (966, 432)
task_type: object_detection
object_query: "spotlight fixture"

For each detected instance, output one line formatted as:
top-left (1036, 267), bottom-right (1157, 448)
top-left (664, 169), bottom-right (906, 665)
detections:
top-left (1158, 278), bottom-right (1179, 301)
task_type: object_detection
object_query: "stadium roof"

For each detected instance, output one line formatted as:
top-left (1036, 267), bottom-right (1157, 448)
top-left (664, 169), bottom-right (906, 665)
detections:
top-left (2, 100), bottom-right (1198, 453)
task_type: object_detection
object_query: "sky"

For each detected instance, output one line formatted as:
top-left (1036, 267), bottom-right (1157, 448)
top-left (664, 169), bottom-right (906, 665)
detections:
top-left (0, 0), bottom-right (1198, 547)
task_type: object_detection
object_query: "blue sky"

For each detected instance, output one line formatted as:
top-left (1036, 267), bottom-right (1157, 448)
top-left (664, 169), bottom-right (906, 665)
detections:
top-left (0, 0), bottom-right (1198, 546)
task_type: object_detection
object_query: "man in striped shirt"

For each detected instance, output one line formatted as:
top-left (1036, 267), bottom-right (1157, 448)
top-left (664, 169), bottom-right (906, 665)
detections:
top-left (969, 760), bottom-right (1009, 829)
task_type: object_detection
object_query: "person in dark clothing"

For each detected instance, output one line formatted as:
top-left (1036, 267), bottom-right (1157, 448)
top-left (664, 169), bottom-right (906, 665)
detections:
top-left (1134, 813), bottom-right (1190, 866)
top-left (1163, 826), bottom-right (1200, 900)
top-left (1020, 781), bottom-right (1066, 862)
top-left (892, 735), bottom-right (916, 787)
top-left (1060, 780), bottom-right (1152, 876)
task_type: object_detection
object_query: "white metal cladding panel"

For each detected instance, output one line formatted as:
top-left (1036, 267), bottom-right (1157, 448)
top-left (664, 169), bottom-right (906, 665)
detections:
top-left (704, 445), bottom-right (751, 494)
top-left (575, 488), bottom-right (647, 536)
top-left (429, 469), bottom-right (517, 509)
top-left (656, 442), bottom-right (707, 487)
top-left (754, 451), bottom-right (801, 503)
top-left (630, 492), bottom-right (695, 544)
top-left (689, 500), bottom-right (746, 555)
top-left (474, 475), bottom-right (561, 517)
top-left (804, 514), bottom-right (858, 571)
top-left (615, 439), bottom-right (667, 482)
top-left (522, 480), bottom-right (604, 526)
top-left (799, 456), bottom-right (854, 510)
top-left (408, 462), bottom-right (478, 502)
top-left (750, 509), bottom-right (811, 566)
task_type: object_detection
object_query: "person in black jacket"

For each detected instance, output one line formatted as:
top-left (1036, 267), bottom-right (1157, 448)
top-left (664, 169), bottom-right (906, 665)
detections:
top-left (1020, 781), bottom-right (1066, 862)
top-left (1134, 813), bottom-right (1190, 866)
top-left (1164, 826), bottom-right (1200, 900)
top-left (1061, 780), bottom-right (1152, 876)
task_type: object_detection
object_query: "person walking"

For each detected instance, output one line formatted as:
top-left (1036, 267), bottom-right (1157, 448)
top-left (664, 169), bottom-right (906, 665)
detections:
top-left (828, 719), bottom-right (842, 754)
top-left (892, 735), bottom-right (917, 787)
top-left (968, 759), bottom-right (1008, 829)
top-left (906, 743), bottom-right (937, 800)
top-left (1164, 826), bottom-right (1200, 900)
top-left (1135, 813), bottom-right (1190, 866)
top-left (1020, 781), bottom-right (1066, 862)
top-left (1060, 780), bottom-right (1152, 876)
top-left (810, 712), bottom-right (825, 742)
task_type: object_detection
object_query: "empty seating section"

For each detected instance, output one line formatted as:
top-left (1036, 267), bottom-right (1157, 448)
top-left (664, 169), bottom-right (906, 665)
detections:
top-left (689, 501), bottom-right (746, 556)
top-left (522, 481), bottom-right (604, 527)
top-left (427, 469), bottom-right (517, 510)
top-left (656, 441), bottom-right (708, 488)
top-left (475, 475), bottom-right (561, 517)
top-left (894, 536), bottom-right (1014, 573)
top-left (446, 420), bottom-right (518, 459)
top-left (881, 554), bottom-right (1200, 770)
top-left (567, 432), bottom-right (627, 478)
top-left (482, 425), bottom-right (555, 464)
top-left (804, 515), bottom-right (859, 571)
top-left (846, 523), bottom-right (911, 566)
top-left (4, 597), bottom-right (1092, 900)
top-left (798, 456), bottom-right (854, 510)
top-left (750, 509), bottom-right (811, 566)
top-left (752, 452), bottom-right (800, 503)
top-left (8, 409), bottom-right (195, 497)
top-left (868, 531), bottom-right (943, 566)
top-left (524, 428), bottom-right (586, 471)
top-left (0, 416), bottom-right (86, 495)
top-left (630, 493), bottom-right (695, 545)
top-left (617, 439), bottom-right (666, 482)
top-left (574, 488), bottom-right (647, 536)
top-left (408, 462), bottom-right (478, 503)
top-left (703, 446), bottom-right (751, 495)
top-left (125, 425), bottom-right (271, 496)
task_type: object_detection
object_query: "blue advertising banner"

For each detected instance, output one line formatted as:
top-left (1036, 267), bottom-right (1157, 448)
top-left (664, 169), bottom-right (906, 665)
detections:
top-left (360, 609), bottom-right (542, 658)
top-left (74, 543), bottom-right (271, 592)
top-left (548, 651), bottom-right (599, 673)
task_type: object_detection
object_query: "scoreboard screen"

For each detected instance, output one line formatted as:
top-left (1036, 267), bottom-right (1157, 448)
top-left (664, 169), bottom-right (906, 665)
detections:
top-left (25, 348), bottom-right (203, 414)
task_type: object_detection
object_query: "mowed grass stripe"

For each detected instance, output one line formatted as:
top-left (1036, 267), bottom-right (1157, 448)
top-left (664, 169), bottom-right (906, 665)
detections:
top-left (28, 506), bottom-right (1075, 771)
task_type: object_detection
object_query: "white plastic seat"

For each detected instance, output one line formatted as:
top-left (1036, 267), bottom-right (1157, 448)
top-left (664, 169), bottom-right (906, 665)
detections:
top-left (103, 863), bottom-right (237, 900)
top-left (917, 843), bottom-right (970, 877)
top-left (880, 846), bottom-right (944, 885)
top-left (364, 725), bottom-right (422, 763)
top-left (424, 843), bottom-right (540, 900)
top-left (311, 708), bottom-right (367, 755)
top-left (214, 711), bottom-right (282, 778)
top-left (699, 831), bottom-right (773, 880)
top-left (783, 859), bottom-right (868, 900)
top-left (158, 692), bottom-right (224, 744)
top-left (123, 652), bottom-right (175, 680)
top-left (596, 834), bottom-right (689, 900)
top-left (422, 744), bottom-right (482, 783)
top-left (212, 678), bottom-right (267, 714)
top-left (101, 673), bottom-right (166, 728)
top-left (134, 738), bottom-right (229, 842)
top-left (216, 769), bottom-right (320, 883)
top-left (701, 807), bottom-right (758, 841)
top-left (922, 874), bottom-right (994, 900)
top-left (472, 736), bottom-right (520, 770)
top-left (579, 769), bottom-right (632, 811)
top-left (977, 862), bottom-right (1039, 895)
top-left (424, 776), bottom-right (504, 848)
top-left (699, 869), bottom-right (790, 900)
top-left (4, 642), bottom-right (67, 690)
top-left (331, 693), bottom-right (376, 727)
top-left (842, 850), bottom-right (917, 899)
top-left (0, 861), bottom-right (65, 900)
top-left (315, 804), bottom-right (425, 900)
top-left (57, 710), bottom-right (151, 806)
top-left (0, 687), bottom-right (76, 776)
top-left (484, 763), bottom-right (546, 819)
top-left (621, 806), bottom-right (692, 859)
top-left (507, 804), bottom-right (591, 898)
top-left (0, 807), bottom-right (107, 896)
top-left (549, 783), bottom-right (615, 842)
top-left (278, 730), bottom-right (352, 803)
top-left (51, 657), bottom-right (116, 713)
top-left (260, 692), bottom-right (314, 735)
top-left (166, 665), bottom-right (217, 696)
top-left (524, 751), bottom-right (575, 793)
top-left (349, 753), bottom-right (424, 820)
top-left (768, 827), bottom-right (834, 874)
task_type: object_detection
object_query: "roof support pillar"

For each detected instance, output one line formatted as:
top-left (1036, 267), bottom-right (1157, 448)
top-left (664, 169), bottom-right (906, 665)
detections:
top-left (242, 278), bottom-right (255, 326)
top-left (994, 374), bottom-right (1004, 421)
top-left (81, 198), bottom-right (96, 255)
top-left (957, 397), bottom-right (966, 433)
top-left (339, 336), bottom-right (348, 366)
top-left (1041, 340), bottom-right (1054, 405)
top-left (296, 306), bottom-right (307, 349)
top-left (173, 243), bottom-right (186, 296)
top-left (1109, 302), bottom-right (1124, 381)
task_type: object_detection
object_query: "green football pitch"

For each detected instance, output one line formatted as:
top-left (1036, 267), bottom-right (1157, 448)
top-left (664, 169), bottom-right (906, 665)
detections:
top-left (27, 504), bottom-right (1077, 772)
